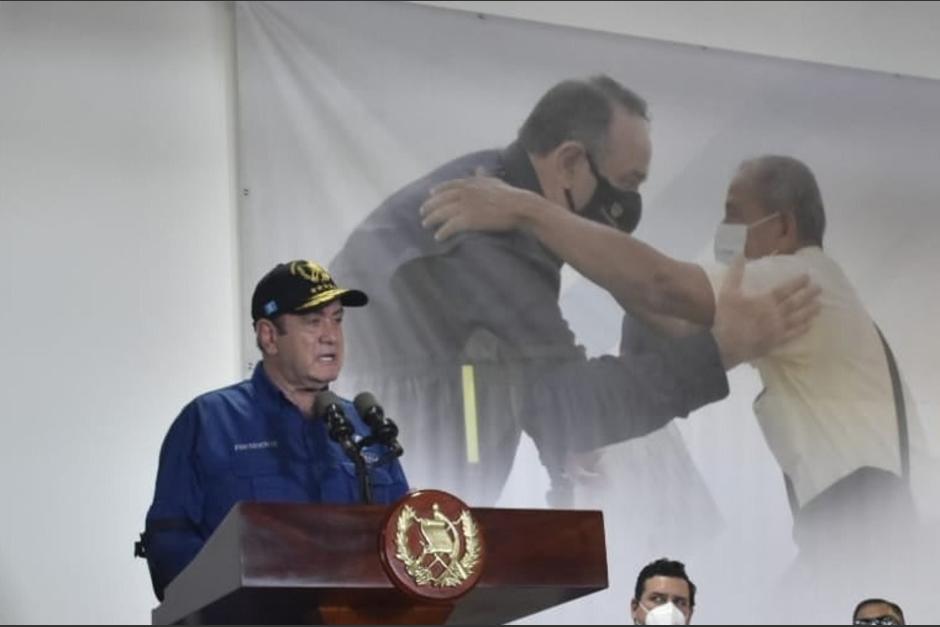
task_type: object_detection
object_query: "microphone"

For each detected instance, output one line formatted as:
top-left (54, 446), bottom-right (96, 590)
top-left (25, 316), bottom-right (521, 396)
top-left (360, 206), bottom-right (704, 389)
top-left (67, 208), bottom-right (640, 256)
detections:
top-left (353, 392), bottom-right (404, 459)
top-left (313, 390), bottom-right (372, 504)
top-left (314, 391), bottom-right (356, 453)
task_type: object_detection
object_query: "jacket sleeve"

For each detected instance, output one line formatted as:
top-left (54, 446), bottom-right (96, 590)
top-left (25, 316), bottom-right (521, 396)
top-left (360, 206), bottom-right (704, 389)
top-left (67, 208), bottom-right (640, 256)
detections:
top-left (141, 403), bottom-right (206, 601)
top-left (525, 318), bottom-right (729, 469)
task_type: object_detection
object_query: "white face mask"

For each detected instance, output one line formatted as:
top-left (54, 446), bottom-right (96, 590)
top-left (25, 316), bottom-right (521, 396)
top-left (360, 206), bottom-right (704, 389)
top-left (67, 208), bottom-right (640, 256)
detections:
top-left (713, 212), bottom-right (780, 264)
top-left (642, 601), bottom-right (688, 626)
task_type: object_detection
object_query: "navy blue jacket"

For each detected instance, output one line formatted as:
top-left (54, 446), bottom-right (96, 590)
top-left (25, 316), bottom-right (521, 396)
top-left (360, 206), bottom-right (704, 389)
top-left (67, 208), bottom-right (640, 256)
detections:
top-left (141, 364), bottom-right (408, 600)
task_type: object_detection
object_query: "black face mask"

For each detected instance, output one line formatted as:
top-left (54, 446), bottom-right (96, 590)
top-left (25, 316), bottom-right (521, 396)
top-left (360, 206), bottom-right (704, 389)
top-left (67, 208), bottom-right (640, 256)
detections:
top-left (564, 153), bottom-right (643, 233)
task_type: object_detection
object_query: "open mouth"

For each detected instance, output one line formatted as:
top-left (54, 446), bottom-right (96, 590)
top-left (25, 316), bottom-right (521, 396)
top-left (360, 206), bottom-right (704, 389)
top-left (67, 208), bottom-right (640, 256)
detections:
top-left (316, 354), bottom-right (337, 363)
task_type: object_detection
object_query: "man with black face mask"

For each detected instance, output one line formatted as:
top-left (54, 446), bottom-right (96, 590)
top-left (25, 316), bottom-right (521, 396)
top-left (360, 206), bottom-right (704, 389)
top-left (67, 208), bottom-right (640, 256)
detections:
top-left (331, 76), bottom-right (818, 507)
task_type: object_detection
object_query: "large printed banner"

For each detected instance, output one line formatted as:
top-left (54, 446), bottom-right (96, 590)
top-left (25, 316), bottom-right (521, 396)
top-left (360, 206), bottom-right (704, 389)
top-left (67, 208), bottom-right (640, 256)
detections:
top-left (235, 2), bottom-right (940, 623)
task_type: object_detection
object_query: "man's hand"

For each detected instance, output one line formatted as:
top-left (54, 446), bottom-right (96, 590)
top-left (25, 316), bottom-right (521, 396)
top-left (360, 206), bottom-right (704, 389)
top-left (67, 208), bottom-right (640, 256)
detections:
top-left (419, 174), bottom-right (538, 241)
top-left (712, 256), bottom-right (821, 370)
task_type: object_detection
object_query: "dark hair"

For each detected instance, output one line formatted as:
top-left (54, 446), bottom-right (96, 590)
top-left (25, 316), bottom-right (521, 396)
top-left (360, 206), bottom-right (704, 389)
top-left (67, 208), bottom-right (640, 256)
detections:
top-left (853, 598), bottom-right (906, 625)
top-left (740, 155), bottom-right (827, 247)
top-left (634, 558), bottom-right (696, 608)
top-left (518, 75), bottom-right (648, 159)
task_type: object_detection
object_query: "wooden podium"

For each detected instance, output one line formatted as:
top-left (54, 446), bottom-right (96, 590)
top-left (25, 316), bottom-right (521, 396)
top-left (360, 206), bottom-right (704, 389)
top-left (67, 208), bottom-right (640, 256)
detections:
top-left (152, 497), bottom-right (607, 625)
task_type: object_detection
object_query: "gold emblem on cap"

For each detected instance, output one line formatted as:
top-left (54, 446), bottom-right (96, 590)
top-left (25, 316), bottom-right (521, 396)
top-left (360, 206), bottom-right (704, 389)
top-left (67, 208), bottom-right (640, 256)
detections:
top-left (395, 503), bottom-right (481, 588)
top-left (290, 260), bottom-right (333, 285)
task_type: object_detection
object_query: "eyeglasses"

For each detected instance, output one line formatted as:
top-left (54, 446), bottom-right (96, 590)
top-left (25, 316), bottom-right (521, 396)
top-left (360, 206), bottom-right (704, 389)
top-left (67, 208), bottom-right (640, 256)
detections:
top-left (854, 616), bottom-right (900, 626)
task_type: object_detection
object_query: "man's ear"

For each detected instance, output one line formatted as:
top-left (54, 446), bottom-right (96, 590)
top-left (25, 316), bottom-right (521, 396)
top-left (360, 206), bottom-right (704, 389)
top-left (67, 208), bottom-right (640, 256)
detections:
top-left (552, 140), bottom-right (588, 188)
top-left (781, 210), bottom-right (797, 236)
top-left (256, 319), bottom-right (279, 356)
top-left (780, 210), bottom-right (801, 249)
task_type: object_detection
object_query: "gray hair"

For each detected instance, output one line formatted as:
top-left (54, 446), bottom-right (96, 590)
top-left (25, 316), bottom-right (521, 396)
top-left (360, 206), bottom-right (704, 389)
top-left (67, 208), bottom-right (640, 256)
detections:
top-left (740, 155), bottom-right (827, 247)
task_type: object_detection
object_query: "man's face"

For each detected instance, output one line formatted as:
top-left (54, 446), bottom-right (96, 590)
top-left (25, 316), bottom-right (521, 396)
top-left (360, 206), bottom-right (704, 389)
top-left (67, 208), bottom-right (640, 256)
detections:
top-left (567, 106), bottom-right (651, 211)
top-left (631, 576), bottom-right (693, 625)
top-left (723, 169), bottom-right (787, 260)
top-left (266, 300), bottom-right (345, 390)
top-left (854, 602), bottom-right (904, 626)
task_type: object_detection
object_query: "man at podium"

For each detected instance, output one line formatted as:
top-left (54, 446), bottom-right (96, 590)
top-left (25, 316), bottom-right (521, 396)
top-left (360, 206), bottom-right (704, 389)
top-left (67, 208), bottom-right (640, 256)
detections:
top-left (135, 260), bottom-right (409, 600)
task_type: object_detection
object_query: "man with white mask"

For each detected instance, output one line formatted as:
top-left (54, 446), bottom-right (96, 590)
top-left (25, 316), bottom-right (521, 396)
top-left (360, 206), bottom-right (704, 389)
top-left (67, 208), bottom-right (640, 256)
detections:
top-left (630, 558), bottom-right (696, 625)
top-left (703, 157), bottom-right (930, 557)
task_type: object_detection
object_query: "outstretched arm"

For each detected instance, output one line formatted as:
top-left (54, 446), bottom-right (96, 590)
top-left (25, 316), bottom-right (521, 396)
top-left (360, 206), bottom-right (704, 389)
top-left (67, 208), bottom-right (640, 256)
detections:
top-left (422, 176), bottom-right (715, 324)
top-left (420, 175), bottom-right (817, 352)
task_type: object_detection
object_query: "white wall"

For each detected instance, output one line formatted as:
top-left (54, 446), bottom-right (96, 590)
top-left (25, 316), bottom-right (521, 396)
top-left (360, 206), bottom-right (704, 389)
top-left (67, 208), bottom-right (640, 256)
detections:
top-left (0, 1), bottom-right (239, 623)
top-left (414, 1), bottom-right (940, 81)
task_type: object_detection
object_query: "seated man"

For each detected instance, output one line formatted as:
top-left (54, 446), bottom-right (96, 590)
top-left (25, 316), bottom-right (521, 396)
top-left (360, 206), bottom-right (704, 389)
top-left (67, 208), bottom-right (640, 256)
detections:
top-left (135, 260), bottom-right (409, 600)
top-left (631, 558), bottom-right (696, 625)
top-left (853, 598), bottom-right (906, 626)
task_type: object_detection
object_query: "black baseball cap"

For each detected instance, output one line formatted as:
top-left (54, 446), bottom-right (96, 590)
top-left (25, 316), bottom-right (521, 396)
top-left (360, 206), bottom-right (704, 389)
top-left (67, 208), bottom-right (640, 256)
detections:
top-left (251, 260), bottom-right (368, 323)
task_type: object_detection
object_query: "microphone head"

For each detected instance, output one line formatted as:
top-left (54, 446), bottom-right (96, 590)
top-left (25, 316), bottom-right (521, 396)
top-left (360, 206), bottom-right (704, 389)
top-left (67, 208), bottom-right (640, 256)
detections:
top-left (353, 391), bottom-right (382, 420)
top-left (313, 390), bottom-right (343, 419)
